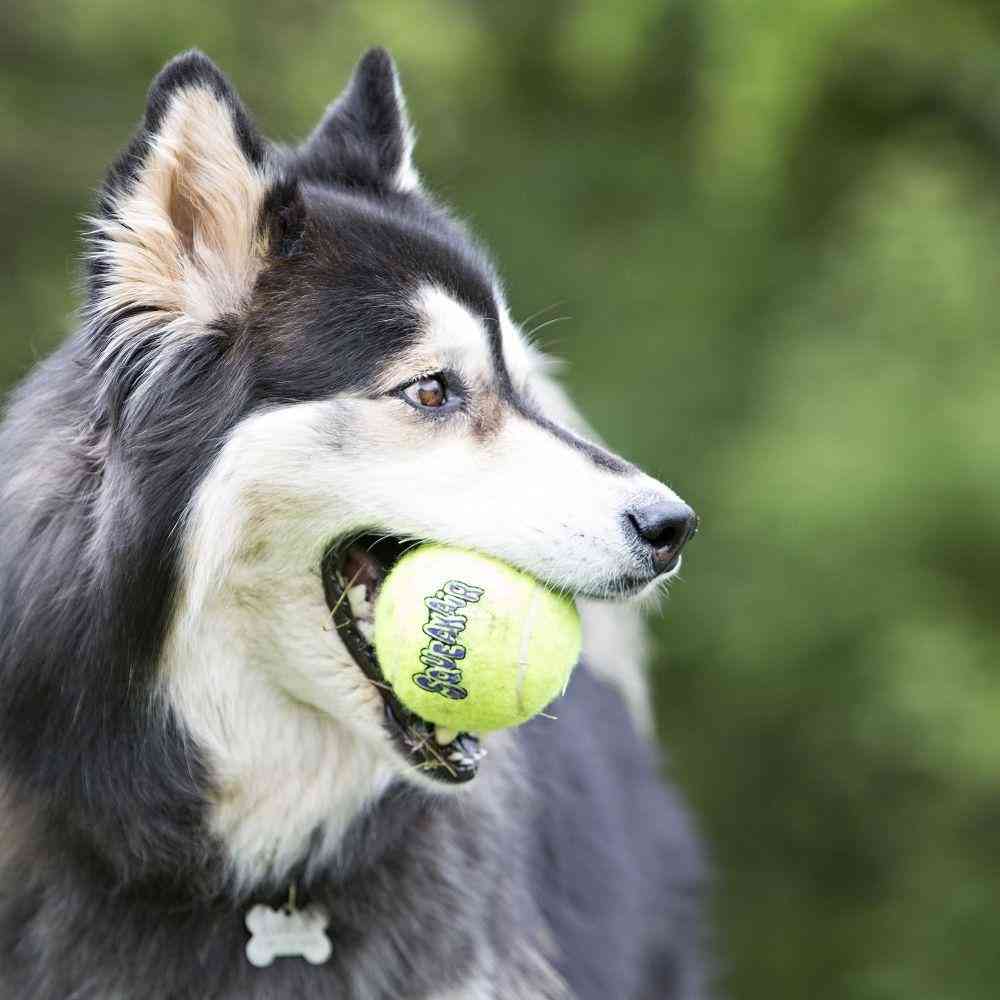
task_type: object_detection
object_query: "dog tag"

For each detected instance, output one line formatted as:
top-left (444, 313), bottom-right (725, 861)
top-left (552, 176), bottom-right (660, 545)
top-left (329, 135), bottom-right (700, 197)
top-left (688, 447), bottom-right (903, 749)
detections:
top-left (244, 902), bottom-right (332, 968)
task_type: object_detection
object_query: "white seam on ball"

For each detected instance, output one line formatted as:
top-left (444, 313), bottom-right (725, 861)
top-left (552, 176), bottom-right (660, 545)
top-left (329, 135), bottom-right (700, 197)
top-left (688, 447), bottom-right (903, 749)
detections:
top-left (516, 587), bottom-right (543, 714)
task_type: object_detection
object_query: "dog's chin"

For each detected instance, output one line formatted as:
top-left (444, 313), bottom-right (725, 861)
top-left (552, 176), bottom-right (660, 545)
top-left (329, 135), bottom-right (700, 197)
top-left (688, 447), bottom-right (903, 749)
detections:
top-left (572, 555), bottom-right (681, 603)
top-left (620, 556), bottom-right (683, 604)
top-left (320, 534), bottom-right (670, 785)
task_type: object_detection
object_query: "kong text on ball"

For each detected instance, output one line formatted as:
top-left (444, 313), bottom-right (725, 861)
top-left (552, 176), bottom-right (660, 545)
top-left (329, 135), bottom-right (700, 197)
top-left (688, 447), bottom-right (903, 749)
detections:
top-left (373, 545), bottom-right (581, 733)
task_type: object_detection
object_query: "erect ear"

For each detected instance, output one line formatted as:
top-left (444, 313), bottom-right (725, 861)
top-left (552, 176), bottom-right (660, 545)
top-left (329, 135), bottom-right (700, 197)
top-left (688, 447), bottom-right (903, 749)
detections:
top-left (297, 47), bottom-right (419, 194)
top-left (88, 51), bottom-right (304, 354)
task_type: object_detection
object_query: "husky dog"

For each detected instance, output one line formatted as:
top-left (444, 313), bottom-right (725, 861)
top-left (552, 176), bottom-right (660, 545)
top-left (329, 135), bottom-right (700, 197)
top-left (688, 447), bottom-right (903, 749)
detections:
top-left (0, 50), bottom-right (708, 999)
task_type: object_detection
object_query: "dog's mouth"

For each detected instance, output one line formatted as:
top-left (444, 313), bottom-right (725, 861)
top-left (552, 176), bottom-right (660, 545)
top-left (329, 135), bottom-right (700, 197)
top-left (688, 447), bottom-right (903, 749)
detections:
top-left (321, 535), bottom-right (486, 785)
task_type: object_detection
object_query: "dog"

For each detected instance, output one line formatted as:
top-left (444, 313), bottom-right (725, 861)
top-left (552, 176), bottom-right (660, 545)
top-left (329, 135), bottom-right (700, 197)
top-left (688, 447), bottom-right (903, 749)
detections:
top-left (0, 49), bottom-right (709, 999)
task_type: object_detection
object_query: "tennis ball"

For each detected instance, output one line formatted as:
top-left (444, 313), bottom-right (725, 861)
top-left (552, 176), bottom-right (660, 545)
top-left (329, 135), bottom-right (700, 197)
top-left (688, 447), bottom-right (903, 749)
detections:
top-left (373, 545), bottom-right (581, 733)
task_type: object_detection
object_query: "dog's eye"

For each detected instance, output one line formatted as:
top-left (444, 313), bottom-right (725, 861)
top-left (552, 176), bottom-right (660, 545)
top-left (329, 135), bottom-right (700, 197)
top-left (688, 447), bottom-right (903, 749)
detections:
top-left (403, 375), bottom-right (448, 410)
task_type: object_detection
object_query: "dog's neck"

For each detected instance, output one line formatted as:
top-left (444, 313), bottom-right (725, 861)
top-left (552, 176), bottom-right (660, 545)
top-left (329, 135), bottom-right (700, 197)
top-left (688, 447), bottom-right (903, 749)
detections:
top-left (161, 550), bottom-right (400, 890)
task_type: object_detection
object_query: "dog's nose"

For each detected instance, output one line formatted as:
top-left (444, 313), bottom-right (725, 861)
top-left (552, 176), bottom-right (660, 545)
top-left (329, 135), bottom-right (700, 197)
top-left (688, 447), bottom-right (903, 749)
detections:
top-left (628, 500), bottom-right (698, 573)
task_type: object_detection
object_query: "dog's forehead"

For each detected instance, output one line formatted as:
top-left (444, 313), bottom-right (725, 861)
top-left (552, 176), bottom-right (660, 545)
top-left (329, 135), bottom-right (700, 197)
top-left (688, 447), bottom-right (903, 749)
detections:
top-left (304, 188), bottom-right (501, 317)
top-left (414, 285), bottom-right (491, 352)
top-left (405, 284), bottom-right (502, 376)
top-left (251, 192), bottom-right (515, 401)
top-left (365, 282), bottom-right (517, 400)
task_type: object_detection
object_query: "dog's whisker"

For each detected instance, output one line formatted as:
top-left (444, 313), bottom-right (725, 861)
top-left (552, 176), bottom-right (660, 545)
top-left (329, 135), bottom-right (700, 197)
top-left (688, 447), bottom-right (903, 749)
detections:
top-left (518, 300), bottom-right (565, 329)
top-left (398, 538), bottom-right (426, 559)
top-left (524, 314), bottom-right (571, 342)
top-left (363, 533), bottom-right (397, 553)
top-left (327, 566), bottom-right (364, 619)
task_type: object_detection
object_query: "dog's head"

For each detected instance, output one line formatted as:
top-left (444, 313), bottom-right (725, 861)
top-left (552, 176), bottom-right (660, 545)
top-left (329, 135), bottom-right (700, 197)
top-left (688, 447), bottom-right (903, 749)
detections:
top-left (85, 49), bottom-right (695, 864)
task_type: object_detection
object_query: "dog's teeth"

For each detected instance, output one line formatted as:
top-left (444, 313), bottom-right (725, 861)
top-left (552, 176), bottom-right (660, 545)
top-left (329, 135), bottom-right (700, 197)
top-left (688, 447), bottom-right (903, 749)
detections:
top-left (355, 619), bottom-right (374, 642)
top-left (346, 584), bottom-right (372, 622)
top-left (448, 751), bottom-right (468, 763)
top-left (434, 727), bottom-right (457, 745)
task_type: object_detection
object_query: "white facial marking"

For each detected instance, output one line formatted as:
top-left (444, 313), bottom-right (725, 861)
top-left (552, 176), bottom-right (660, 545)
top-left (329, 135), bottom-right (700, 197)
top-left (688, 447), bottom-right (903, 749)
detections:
top-left (416, 284), bottom-right (490, 356)
top-left (375, 284), bottom-right (495, 395)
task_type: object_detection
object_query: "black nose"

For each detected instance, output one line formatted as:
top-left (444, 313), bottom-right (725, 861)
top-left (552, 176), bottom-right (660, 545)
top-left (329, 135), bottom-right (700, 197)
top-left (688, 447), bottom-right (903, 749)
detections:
top-left (628, 500), bottom-right (698, 573)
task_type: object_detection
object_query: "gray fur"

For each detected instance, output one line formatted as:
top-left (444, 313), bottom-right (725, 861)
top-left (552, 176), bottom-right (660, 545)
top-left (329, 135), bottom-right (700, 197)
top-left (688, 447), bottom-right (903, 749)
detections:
top-left (0, 668), bottom-right (707, 999)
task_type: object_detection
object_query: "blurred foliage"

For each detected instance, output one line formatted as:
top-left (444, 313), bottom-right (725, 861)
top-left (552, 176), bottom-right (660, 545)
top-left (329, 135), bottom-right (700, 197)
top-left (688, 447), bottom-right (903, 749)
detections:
top-left (3, 1), bottom-right (1000, 997)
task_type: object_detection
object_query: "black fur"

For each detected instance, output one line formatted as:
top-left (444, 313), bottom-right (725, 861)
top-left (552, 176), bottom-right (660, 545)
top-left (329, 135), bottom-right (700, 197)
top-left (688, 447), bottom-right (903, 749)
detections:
top-left (246, 185), bottom-right (503, 406)
top-left (521, 670), bottom-right (710, 999)
top-left (0, 49), bottom-right (710, 998)
top-left (298, 47), bottom-right (413, 194)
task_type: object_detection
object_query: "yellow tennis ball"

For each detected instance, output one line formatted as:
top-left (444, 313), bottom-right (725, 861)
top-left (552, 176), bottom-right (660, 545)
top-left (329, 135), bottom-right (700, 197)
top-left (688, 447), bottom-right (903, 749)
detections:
top-left (373, 545), bottom-right (581, 733)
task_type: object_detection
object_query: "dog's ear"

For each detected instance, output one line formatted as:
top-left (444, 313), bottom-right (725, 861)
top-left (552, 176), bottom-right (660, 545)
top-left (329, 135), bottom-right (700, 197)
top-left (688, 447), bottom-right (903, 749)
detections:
top-left (296, 47), bottom-right (419, 195)
top-left (87, 51), bottom-right (305, 360)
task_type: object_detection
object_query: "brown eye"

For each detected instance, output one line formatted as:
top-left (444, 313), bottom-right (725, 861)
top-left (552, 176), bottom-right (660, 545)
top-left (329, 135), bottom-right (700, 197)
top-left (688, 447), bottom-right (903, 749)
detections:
top-left (404, 375), bottom-right (447, 409)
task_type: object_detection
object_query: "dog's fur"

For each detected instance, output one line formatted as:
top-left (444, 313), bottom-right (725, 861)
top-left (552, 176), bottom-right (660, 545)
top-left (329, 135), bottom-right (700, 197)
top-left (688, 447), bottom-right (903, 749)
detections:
top-left (0, 50), bottom-right (710, 999)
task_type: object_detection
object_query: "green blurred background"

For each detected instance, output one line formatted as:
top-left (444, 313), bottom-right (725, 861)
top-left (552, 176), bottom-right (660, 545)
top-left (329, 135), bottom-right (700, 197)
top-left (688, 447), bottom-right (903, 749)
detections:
top-left (3, 1), bottom-right (1000, 997)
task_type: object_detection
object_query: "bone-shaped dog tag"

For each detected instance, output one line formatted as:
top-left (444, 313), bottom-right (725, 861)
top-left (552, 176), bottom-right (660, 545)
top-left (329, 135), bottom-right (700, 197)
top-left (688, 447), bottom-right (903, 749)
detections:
top-left (244, 902), bottom-right (332, 967)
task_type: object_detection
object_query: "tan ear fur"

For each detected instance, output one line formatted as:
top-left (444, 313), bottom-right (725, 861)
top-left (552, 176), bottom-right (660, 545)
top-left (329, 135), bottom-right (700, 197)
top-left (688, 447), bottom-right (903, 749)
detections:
top-left (88, 86), bottom-right (273, 379)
